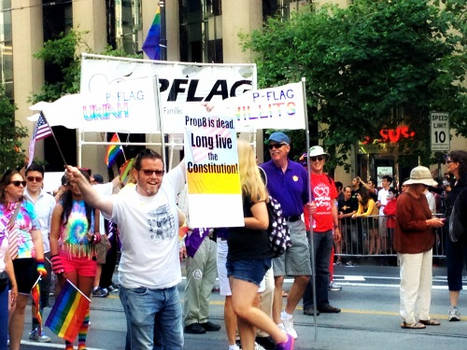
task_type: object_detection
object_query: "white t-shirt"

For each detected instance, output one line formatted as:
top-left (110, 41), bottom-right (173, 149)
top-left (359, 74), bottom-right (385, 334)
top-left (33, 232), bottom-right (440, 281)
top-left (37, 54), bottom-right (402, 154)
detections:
top-left (377, 188), bottom-right (390, 215)
top-left (424, 190), bottom-right (436, 214)
top-left (24, 189), bottom-right (56, 253)
top-left (107, 164), bottom-right (185, 289)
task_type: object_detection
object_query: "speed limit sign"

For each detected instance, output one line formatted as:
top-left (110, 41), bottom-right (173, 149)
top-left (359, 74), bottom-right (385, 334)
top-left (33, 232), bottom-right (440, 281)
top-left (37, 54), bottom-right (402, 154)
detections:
top-left (430, 112), bottom-right (450, 152)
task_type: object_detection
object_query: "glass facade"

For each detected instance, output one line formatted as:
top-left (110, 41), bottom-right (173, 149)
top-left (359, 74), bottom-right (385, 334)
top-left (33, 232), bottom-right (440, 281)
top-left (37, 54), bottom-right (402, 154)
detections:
top-left (0, 0), bottom-right (13, 98)
top-left (179, 0), bottom-right (223, 63)
top-left (115, 0), bottom-right (142, 54)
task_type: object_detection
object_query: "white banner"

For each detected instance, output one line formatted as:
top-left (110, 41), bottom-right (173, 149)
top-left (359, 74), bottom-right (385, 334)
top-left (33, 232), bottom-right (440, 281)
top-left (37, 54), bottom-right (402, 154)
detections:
top-left (30, 75), bottom-right (160, 133)
top-left (80, 56), bottom-right (257, 133)
top-left (184, 105), bottom-right (244, 228)
top-left (222, 82), bottom-right (306, 131)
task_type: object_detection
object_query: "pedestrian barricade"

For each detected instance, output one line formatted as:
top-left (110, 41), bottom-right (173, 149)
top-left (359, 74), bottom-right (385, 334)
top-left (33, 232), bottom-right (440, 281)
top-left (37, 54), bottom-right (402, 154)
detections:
top-left (336, 215), bottom-right (447, 259)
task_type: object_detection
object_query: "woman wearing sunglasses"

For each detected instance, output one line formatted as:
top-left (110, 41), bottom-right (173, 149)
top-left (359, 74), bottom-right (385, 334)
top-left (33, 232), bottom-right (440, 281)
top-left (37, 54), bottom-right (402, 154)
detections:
top-left (49, 169), bottom-right (100, 350)
top-left (0, 169), bottom-right (45, 350)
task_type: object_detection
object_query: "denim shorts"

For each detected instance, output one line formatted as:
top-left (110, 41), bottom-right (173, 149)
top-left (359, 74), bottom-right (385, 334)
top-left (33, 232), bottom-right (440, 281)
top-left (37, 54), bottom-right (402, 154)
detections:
top-left (226, 258), bottom-right (272, 286)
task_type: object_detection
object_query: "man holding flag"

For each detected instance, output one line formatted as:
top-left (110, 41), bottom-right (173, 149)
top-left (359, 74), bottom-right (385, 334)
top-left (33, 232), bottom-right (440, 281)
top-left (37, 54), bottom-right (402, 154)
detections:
top-left (66, 148), bottom-right (186, 350)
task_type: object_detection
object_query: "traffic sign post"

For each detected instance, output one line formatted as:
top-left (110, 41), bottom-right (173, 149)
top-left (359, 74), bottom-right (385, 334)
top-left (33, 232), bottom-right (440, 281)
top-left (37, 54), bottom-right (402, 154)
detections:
top-left (430, 112), bottom-right (450, 152)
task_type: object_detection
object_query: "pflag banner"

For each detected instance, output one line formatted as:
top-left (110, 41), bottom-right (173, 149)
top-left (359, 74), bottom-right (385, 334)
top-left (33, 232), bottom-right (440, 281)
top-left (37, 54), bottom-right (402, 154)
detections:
top-left (105, 133), bottom-right (123, 167)
top-left (45, 279), bottom-right (91, 342)
top-left (222, 82), bottom-right (306, 131)
top-left (142, 5), bottom-right (161, 60)
top-left (184, 105), bottom-right (243, 228)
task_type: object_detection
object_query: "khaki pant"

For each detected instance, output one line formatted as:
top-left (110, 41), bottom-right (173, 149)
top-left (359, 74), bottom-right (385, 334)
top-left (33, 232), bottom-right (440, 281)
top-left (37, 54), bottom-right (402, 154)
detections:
top-left (399, 249), bottom-right (433, 324)
top-left (257, 267), bottom-right (275, 337)
top-left (184, 238), bottom-right (217, 326)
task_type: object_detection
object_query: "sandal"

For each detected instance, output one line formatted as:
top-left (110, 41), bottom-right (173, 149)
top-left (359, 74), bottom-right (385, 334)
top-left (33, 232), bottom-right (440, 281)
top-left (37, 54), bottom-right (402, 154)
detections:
top-left (400, 321), bottom-right (426, 329)
top-left (419, 319), bottom-right (440, 326)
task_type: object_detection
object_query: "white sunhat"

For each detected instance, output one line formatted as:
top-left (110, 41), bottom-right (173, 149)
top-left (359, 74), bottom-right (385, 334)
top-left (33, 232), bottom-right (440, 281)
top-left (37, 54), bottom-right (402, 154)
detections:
top-left (308, 145), bottom-right (329, 157)
top-left (403, 166), bottom-right (438, 187)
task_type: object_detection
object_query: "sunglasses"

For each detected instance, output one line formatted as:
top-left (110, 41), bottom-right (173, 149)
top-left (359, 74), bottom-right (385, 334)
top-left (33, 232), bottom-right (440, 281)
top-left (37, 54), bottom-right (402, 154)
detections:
top-left (27, 176), bottom-right (43, 182)
top-left (268, 143), bottom-right (286, 150)
top-left (10, 180), bottom-right (26, 187)
top-left (141, 169), bottom-right (165, 176)
top-left (310, 156), bottom-right (325, 162)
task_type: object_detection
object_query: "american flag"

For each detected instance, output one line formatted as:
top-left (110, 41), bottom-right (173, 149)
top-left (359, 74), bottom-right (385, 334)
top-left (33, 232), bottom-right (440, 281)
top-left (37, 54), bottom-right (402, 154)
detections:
top-left (28, 113), bottom-right (53, 167)
top-left (34, 113), bottom-right (53, 141)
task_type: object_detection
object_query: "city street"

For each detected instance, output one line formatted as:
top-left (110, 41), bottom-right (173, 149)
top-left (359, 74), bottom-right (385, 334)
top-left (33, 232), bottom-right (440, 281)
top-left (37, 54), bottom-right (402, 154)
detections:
top-left (19, 264), bottom-right (467, 350)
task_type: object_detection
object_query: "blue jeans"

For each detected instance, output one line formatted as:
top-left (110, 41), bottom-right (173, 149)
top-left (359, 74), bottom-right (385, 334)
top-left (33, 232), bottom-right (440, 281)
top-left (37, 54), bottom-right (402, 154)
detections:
top-left (119, 285), bottom-right (183, 350)
top-left (303, 230), bottom-right (333, 308)
top-left (0, 285), bottom-right (8, 350)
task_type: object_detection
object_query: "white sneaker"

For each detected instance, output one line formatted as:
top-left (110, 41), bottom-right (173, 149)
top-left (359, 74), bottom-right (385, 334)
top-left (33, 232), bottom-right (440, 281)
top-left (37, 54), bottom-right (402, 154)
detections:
top-left (228, 344), bottom-right (241, 350)
top-left (281, 314), bottom-right (298, 339)
top-left (254, 342), bottom-right (266, 350)
top-left (448, 306), bottom-right (461, 321)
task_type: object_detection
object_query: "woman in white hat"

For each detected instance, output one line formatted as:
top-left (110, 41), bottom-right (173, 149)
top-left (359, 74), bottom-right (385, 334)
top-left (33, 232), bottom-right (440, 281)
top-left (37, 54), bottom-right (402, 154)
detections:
top-left (394, 166), bottom-right (445, 329)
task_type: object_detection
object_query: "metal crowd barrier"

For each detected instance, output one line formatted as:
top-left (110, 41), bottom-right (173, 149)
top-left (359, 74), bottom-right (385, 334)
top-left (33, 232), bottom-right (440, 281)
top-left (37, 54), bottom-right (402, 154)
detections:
top-left (336, 215), bottom-right (447, 259)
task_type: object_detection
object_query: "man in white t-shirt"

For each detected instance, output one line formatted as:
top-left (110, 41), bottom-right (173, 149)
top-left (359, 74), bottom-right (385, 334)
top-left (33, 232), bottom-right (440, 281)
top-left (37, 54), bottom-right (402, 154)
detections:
top-left (66, 149), bottom-right (186, 350)
top-left (376, 175), bottom-right (392, 254)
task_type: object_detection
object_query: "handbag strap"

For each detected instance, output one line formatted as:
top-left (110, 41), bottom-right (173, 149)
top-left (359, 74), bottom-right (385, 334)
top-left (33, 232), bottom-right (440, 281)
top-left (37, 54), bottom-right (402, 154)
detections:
top-left (8, 202), bottom-right (21, 227)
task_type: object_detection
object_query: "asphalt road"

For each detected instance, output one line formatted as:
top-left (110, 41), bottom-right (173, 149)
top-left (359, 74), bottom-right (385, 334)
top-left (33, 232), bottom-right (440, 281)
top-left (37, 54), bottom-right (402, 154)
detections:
top-left (18, 264), bottom-right (467, 350)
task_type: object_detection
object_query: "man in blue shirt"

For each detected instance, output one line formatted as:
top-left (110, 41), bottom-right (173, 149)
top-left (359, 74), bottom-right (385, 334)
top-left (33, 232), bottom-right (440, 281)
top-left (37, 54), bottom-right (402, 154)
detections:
top-left (260, 132), bottom-right (314, 340)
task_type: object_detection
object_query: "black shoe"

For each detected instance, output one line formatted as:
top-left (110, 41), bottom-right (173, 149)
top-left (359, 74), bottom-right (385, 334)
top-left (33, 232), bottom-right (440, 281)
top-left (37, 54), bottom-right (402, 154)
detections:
top-left (92, 287), bottom-right (109, 298)
top-left (318, 303), bottom-right (341, 313)
top-left (184, 323), bottom-right (206, 334)
top-left (303, 307), bottom-right (320, 316)
top-left (200, 321), bottom-right (221, 332)
top-left (255, 336), bottom-right (276, 350)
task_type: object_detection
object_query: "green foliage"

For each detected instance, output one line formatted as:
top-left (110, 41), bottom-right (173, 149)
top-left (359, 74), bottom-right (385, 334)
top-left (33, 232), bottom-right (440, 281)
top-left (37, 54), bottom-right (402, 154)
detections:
top-left (245, 0), bottom-right (466, 173)
top-left (0, 90), bottom-right (28, 172)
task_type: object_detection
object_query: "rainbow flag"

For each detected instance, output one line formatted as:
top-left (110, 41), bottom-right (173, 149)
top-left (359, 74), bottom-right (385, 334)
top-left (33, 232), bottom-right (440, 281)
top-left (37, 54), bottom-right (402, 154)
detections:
top-left (31, 277), bottom-right (42, 334)
top-left (105, 133), bottom-right (123, 167)
top-left (119, 157), bottom-right (135, 184)
top-left (45, 279), bottom-right (91, 342)
top-left (142, 5), bottom-right (161, 60)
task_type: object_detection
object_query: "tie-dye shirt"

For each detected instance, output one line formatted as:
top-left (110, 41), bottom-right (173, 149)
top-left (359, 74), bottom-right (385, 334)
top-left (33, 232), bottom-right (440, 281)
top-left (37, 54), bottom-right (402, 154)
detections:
top-left (60, 199), bottom-right (95, 259)
top-left (0, 201), bottom-right (39, 259)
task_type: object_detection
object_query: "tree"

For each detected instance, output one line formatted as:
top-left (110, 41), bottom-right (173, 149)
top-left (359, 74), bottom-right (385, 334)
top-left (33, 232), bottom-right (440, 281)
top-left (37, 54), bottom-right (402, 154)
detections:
top-left (244, 0), bottom-right (466, 173)
top-left (0, 90), bottom-right (28, 172)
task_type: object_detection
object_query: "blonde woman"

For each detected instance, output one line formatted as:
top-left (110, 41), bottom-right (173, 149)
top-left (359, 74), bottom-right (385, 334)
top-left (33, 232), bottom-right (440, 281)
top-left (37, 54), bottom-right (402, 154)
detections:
top-left (227, 139), bottom-right (294, 350)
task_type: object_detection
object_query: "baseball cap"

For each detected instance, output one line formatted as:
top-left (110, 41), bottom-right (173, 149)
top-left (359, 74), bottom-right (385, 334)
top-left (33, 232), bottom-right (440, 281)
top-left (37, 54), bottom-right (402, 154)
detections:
top-left (267, 132), bottom-right (290, 144)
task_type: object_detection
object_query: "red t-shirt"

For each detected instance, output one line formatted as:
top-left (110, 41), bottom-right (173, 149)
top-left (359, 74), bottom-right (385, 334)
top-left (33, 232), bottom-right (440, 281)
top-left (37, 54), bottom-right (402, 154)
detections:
top-left (304, 173), bottom-right (337, 232)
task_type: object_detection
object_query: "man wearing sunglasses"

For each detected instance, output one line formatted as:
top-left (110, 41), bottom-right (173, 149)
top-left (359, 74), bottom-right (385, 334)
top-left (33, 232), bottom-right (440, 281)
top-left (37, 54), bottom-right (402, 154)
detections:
top-left (260, 131), bottom-right (312, 340)
top-left (302, 145), bottom-right (341, 315)
top-left (65, 149), bottom-right (186, 350)
top-left (23, 163), bottom-right (56, 343)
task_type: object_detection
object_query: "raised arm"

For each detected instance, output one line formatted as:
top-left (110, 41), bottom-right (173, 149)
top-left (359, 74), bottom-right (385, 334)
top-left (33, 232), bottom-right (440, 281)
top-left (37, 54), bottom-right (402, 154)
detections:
top-left (65, 166), bottom-right (113, 217)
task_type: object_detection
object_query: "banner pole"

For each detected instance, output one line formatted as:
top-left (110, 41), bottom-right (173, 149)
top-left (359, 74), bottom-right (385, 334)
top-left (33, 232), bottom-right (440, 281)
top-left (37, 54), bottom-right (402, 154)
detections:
top-left (301, 77), bottom-right (318, 341)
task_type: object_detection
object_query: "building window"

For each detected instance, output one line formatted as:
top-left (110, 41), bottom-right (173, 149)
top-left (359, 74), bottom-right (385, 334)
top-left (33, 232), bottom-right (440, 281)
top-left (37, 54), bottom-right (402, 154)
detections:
top-left (0, 0), bottom-right (13, 98)
top-left (115, 0), bottom-right (142, 54)
top-left (180, 0), bottom-right (223, 63)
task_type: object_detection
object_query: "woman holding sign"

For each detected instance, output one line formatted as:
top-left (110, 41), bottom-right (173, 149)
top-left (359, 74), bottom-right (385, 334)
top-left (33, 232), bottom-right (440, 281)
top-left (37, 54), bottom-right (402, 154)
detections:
top-left (50, 170), bottom-right (100, 350)
top-left (227, 139), bottom-right (294, 350)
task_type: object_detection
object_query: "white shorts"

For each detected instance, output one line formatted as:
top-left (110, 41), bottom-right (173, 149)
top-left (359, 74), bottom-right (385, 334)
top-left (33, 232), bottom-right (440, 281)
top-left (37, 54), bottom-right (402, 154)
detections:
top-left (216, 238), bottom-right (266, 295)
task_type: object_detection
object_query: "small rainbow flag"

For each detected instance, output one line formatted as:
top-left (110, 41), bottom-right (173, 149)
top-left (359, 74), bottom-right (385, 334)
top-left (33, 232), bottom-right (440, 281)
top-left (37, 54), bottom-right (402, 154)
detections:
top-left (31, 276), bottom-right (42, 334)
top-left (105, 133), bottom-right (123, 167)
top-left (142, 5), bottom-right (161, 60)
top-left (119, 157), bottom-right (135, 184)
top-left (45, 279), bottom-right (91, 342)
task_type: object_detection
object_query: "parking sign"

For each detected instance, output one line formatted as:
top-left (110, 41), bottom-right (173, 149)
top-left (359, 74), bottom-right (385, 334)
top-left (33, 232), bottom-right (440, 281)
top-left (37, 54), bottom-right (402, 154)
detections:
top-left (430, 112), bottom-right (450, 152)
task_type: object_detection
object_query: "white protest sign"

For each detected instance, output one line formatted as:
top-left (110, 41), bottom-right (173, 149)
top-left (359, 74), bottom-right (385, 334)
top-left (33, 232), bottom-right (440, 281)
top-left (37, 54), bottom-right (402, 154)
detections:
top-left (80, 56), bottom-right (257, 133)
top-left (184, 106), bottom-right (244, 228)
top-left (221, 82), bottom-right (306, 131)
top-left (31, 75), bottom-right (160, 133)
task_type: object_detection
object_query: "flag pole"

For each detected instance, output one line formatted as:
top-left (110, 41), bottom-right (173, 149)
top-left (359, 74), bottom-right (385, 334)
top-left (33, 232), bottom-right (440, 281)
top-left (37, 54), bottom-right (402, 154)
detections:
top-left (302, 77), bottom-right (318, 341)
top-left (115, 133), bottom-right (127, 161)
top-left (41, 112), bottom-right (68, 166)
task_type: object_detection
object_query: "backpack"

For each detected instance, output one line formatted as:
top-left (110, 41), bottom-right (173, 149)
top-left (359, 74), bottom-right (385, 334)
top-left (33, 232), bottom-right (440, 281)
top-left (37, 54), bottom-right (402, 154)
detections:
top-left (266, 195), bottom-right (291, 258)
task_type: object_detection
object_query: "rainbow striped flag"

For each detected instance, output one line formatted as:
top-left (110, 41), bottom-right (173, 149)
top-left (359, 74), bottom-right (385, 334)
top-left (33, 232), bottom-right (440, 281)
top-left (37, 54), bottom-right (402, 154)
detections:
top-left (105, 133), bottom-right (123, 167)
top-left (119, 157), bottom-right (135, 184)
top-left (142, 5), bottom-right (161, 60)
top-left (31, 276), bottom-right (42, 334)
top-left (45, 279), bottom-right (91, 342)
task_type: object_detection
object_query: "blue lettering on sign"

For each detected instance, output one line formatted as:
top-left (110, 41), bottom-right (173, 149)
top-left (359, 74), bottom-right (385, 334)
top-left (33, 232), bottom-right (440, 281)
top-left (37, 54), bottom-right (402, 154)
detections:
top-left (83, 102), bottom-right (129, 121)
